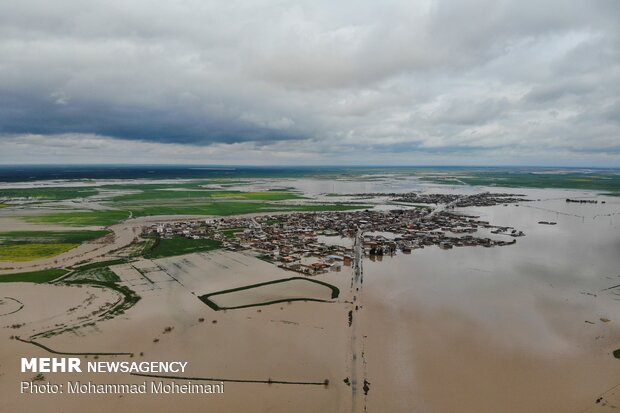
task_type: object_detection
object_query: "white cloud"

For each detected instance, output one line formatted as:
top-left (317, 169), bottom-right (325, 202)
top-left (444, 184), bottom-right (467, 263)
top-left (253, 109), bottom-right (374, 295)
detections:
top-left (0, 0), bottom-right (618, 166)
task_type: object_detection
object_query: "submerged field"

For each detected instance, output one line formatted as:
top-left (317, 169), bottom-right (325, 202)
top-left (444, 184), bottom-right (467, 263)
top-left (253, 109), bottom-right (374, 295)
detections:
top-left (0, 186), bottom-right (99, 200)
top-left (418, 170), bottom-right (620, 194)
top-left (200, 277), bottom-right (340, 310)
top-left (0, 169), bottom-right (619, 413)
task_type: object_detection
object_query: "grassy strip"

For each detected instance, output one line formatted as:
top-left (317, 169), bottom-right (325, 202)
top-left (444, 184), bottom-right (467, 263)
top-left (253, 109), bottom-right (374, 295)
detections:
top-left (144, 236), bottom-right (221, 259)
top-left (61, 267), bottom-right (120, 283)
top-left (199, 277), bottom-right (339, 311)
top-left (208, 191), bottom-right (304, 201)
top-left (0, 269), bottom-right (68, 283)
top-left (72, 259), bottom-right (128, 271)
top-left (420, 172), bottom-right (620, 193)
top-left (0, 230), bottom-right (110, 244)
top-left (0, 243), bottom-right (79, 262)
top-left (0, 230), bottom-right (110, 261)
top-left (100, 182), bottom-right (208, 191)
top-left (23, 210), bottom-right (130, 226)
top-left (132, 202), bottom-right (368, 217)
top-left (0, 187), bottom-right (98, 200)
top-left (65, 280), bottom-right (139, 317)
top-left (112, 189), bottom-right (302, 203)
top-left (112, 189), bottom-right (234, 202)
top-left (21, 202), bottom-right (367, 227)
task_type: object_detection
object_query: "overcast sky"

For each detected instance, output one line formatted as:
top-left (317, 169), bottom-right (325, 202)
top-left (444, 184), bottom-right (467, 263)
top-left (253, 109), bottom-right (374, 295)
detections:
top-left (0, 0), bottom-right (618, 166)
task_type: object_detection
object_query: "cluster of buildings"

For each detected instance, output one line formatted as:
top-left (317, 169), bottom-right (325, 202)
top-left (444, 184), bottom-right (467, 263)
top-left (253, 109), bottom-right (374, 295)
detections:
top-left (143, 205), bottom-right (525, 276)
top-left (386, 192), bottom-right (528, 207)
top-left (148, 221), bottom-right (204, 239)
top-left (566, 198), bottom-right (599, 204)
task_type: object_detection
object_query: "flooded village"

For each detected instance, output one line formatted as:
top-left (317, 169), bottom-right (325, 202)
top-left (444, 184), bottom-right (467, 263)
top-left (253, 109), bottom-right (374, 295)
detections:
top-left (143, 192), bottom-right (527, 276)
top-left (355, 191), bottom-right (530, 207)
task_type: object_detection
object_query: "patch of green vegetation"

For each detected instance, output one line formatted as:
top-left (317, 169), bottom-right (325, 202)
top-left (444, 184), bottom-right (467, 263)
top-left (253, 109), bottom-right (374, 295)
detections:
top-left (418, 177), bottom-right (466, 185)
top-left (72, 259), bottom-right (128, 271)
top-left (125, 238), bottom-right (156, 257)
top-left (0, 230), bottom-right (110, 262)
top-left (0, 268), bottom-right (68, 283)
top-left (420, 171), bottom-right (620, 194)
top-left (32, 373), bottom-right (46, 382)
top-left (111, 189), bottom-right (226, 202)
top-left (112, 189), bottom-right (302, 203)
top-left (0, 230), bottom-right (110, 244)
top-left (221, 228), bottom-right (242, 239)
top-left (100, 182), bottom-right (208, 191)
top-left (0, 187), bottom-right (98, 200)
top-left (614, 349), bottom-right (620, 359)
top-left (23, 210), bottom-right (130, 226)
top-left (0, 203), bottom-right (10, 208)
top-left (61, 266), bottom-right (120, 283)
top-left (0, 243), bottom-right (79, 262)
top-left (132, 202), bottom-right (368, 217)
top-left (31, 265), bottom-right (141, 339)
top-left (281, 204), bottom-right (369, 212)
top-left (209, 191), bottom-right (304, 200)
top-left (143, 236), bottom-right (221, 259)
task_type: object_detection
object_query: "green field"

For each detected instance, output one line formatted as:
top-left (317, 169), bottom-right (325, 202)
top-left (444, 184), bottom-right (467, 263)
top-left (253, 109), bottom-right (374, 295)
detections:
top-left (208, 191), bottom-right (304, 200)
top-left (419, 171), bottom-right (620, 194)
top-left (0, 268), bottom-right (68, 283)
top-left (0, 231), bottom-right (108, 261)
top-left (111, 189), bottom-right (303, 203)
top-left (0, 230), bottom-right (110, 244)
top-left (23, 211), bottom-right (130, 226)
top-left (0, 243), bottom-right (79, 261)
top-left (100, 182), bottom-right (208, 191)
top-left (143, 236), bottom-right (222, 259)
top-left (221, 228), bottom-right (243, 239)
top-left (0, 230), bottom-right (110, 261)
top-left (61, 266), bottom-right (120, 283)
top-left (72, 259), bottom-right (128, 271)
top-left (0, 187), bottom-right (98, 200)
top-left (0, 203), bottom-right (9, 208)
top-left (132, 202), bottom-right (368, 217)
top-left (19, 202), bottom-right (367, 228)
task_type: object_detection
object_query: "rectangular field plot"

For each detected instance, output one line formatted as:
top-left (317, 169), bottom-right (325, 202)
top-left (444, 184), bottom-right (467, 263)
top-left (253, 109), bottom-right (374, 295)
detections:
top-left (199, 277), bottom-right (339, 310)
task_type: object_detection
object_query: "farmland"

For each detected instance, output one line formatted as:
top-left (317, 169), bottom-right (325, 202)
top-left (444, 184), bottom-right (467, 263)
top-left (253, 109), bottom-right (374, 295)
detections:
top-left (143, 236), bottom-right (221, 259)
top-left (0, 230), bottom-right (110, 261)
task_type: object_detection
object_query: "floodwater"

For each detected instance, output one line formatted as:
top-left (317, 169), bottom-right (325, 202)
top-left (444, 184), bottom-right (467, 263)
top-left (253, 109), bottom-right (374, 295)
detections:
top-left (2, 174), bottom-right (619, 412)
top-left (360, 189), bottom-right (620, 412)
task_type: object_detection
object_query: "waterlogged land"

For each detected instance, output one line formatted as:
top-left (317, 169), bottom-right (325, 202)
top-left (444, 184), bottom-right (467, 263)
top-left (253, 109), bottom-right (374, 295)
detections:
top-left (416, 168), bottom-right (620, 194)
top-left (0, 167), bottom-right (619, 413)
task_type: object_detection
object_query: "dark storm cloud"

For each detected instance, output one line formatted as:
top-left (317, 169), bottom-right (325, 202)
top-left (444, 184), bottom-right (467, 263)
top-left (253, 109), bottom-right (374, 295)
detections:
top-left (0, 91), bottom-right (302, 144)
top-left (0, 0), bottom-right (618, 164)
